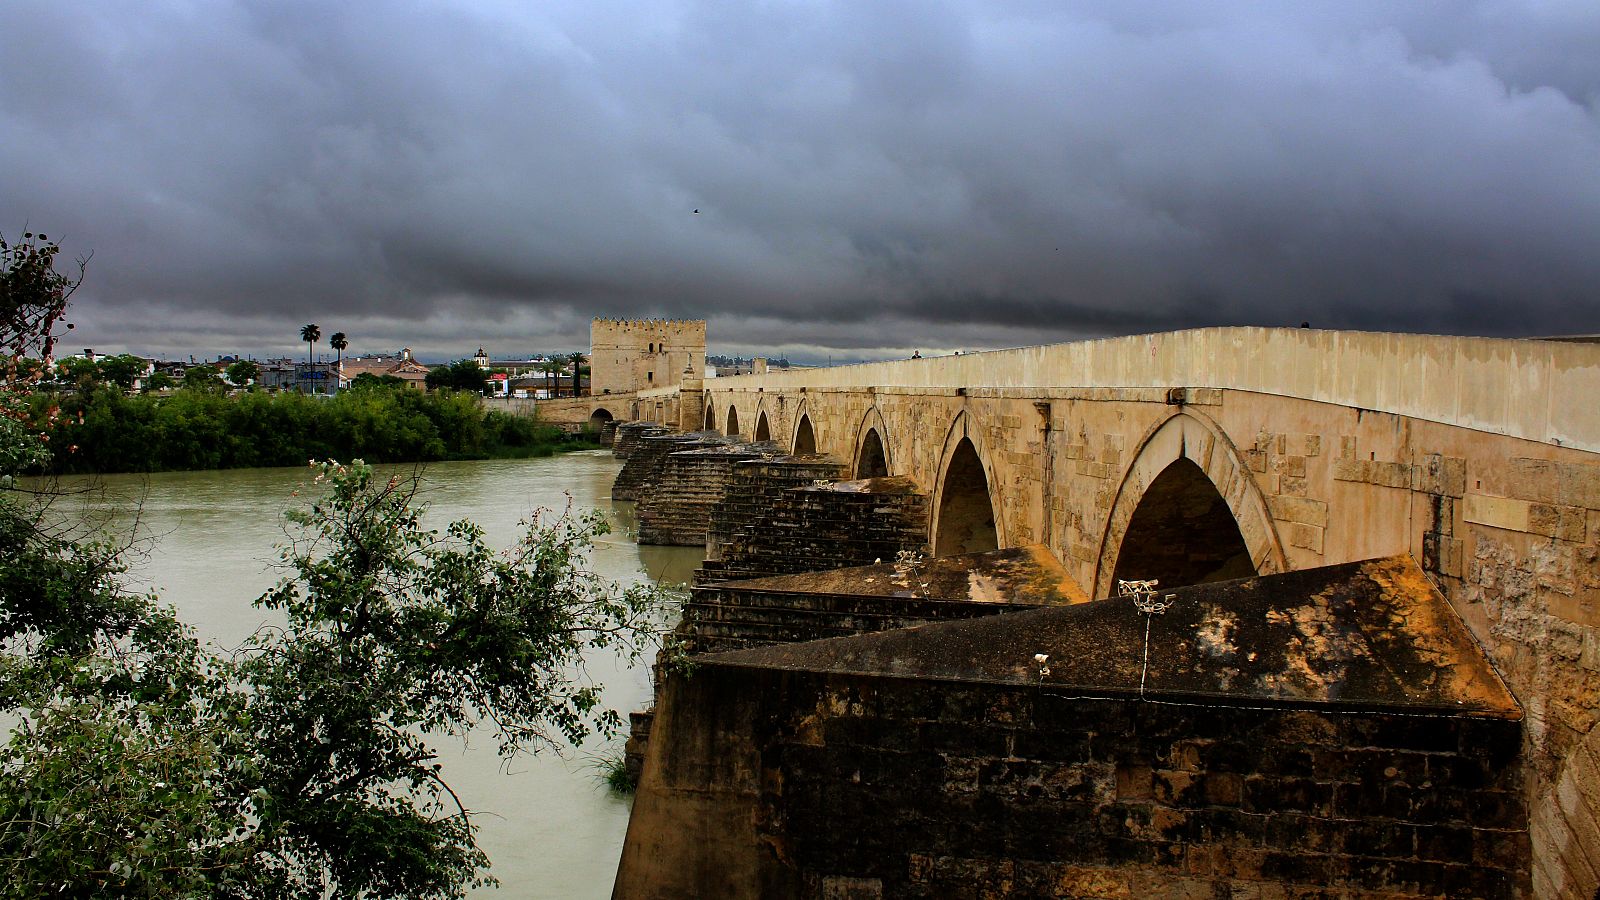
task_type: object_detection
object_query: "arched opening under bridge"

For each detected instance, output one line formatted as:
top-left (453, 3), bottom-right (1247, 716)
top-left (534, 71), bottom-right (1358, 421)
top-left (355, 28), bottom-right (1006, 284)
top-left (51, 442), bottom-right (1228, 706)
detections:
top-left (856, 428), bottom-right (888, 478)
top-left (704, 405), bottom-right (715, 431)
top-left (587, 408), bottom-right (614, 431)
top-left (754, 412), bottom-right (771, 442)
top-left (793, 415), bottom-right (816, 455)
top-left (933, 437), bottom-right (998, 556)
top-left (1111, 457), bottom-right (1254, 591)
top-left (726, 406), bottom-right (740, 437)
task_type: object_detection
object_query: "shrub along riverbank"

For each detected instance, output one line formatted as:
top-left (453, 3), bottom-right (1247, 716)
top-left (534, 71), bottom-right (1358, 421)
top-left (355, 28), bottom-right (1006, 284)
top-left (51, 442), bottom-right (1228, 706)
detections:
top-left (27, 383), bottom-right (596, 474)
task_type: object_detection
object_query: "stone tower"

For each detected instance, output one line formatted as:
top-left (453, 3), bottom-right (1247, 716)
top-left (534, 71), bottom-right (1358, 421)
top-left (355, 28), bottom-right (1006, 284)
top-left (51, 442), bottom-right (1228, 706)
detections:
top-left (589, 318), bottom-right (706, 395)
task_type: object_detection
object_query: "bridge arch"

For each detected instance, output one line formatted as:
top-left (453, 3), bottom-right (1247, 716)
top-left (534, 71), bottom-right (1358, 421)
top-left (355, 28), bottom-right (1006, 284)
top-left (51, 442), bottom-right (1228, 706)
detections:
top-left (587, 407), bottom-right (614, 430)
top-left (704, 403), bottom-right (716, 432)
top-left (792, 411), bottom-right (817, 455)
top-left (852, 407), bottom-right (892, 479)
top-left (931, 412), bottom-right (1003, 556)
top-left (754, 409), bottom-right (772, 443)
top-left (1092, 411), bottom-right (1285, 600)
top-left (726, 404), bottom-right (740, 438)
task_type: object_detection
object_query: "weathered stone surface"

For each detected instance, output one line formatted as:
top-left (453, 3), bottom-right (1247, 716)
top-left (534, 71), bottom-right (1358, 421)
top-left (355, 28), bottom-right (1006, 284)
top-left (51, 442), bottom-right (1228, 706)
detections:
top-left (611, 431), bottom-right (717, 501)
top-left (707, 555), bottom-right (1518, 714)
top-left (635, 442), bottom-right (783, 546)
top-left (599, 328), bottom-right (1600, 895)
top-left (611, 420), bottom-right (670, 460)
top-left (617, 557), bottom-right (1527, 899)
top-left (681, 545), bottom-right (1089, 654)
top-left (699, 456), bottom-right (848, 580)
top-left (702, 475), bottom-right (930, 585)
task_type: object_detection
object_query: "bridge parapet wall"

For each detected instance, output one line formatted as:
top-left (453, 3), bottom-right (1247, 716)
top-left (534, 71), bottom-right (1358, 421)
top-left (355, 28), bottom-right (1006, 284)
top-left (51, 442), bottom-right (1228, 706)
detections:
top-left (712, 327), bottom-right (1600, 451)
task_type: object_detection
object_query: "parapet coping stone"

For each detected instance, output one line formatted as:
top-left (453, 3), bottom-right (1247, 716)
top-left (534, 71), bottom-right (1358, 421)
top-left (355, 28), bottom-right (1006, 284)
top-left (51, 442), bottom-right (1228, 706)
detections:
top-left (699, 555), bottom-right (1522, 718)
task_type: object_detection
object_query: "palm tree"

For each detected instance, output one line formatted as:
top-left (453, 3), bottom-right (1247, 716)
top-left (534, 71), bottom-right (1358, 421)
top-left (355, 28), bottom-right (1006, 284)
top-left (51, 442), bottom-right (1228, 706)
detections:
top-left (540, 358), bottom-right (561, 397)
top-left (568, 352), bottom-right (586, 398)
top-left (299, 324), bottom-right (321, 393)
top-left (329, 332), bottom-right (347, 393)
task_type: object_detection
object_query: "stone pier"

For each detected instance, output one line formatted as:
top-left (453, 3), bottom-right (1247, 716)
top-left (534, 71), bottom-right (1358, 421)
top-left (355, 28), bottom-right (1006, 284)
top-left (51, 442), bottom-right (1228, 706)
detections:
top-left (698, 456), bottom-right (849, 583)
top-left (611, 432), bottom-right (718, 502)
top-left (636, 442), bottom-right (784, 547)
top-left (616, 556), bottom-right (1528, 899)
top-left (610, 421), bottom-right (669, 461)
top-left (700, 474), bottom-right (929, 584)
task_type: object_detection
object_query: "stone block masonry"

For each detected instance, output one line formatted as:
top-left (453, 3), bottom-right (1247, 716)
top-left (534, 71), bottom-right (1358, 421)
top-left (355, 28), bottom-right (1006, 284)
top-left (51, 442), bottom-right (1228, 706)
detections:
top-left (636, 442), bottom-right (785, 546)
top-left (698, 457), bottom-right (848, 582)
top-left (611, 432), bottom-right (720, 501)
top-left (615, 557), bottom-right (1529, 899)
top-left (680, 546), bottom-right (1085, 654)
top-left (611, 421), bottom-right (669, 460)
top-left (701, 475), bottom-right (929, 585)
top-left (738, 676), bottom-right (1524, 898)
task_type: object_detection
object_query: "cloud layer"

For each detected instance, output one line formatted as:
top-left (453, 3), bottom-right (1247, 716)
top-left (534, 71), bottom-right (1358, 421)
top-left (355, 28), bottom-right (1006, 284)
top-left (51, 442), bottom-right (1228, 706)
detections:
top-left (4, 1), bottom-right (1599, 361)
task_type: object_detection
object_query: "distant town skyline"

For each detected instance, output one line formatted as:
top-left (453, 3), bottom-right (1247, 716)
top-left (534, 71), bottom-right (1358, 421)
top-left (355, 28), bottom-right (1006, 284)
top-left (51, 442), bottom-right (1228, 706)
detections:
top-left (5, 2), bottom-right (1599, 361)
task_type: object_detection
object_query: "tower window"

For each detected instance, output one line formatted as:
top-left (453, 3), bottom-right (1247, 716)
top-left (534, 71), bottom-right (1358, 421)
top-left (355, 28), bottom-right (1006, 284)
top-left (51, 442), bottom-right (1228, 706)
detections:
top-left (648, 371), bottom-right (654, 382)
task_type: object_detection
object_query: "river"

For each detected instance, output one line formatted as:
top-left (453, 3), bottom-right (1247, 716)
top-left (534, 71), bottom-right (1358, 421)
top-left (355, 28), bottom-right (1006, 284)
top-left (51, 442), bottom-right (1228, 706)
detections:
top-left (35, 452), bottom-right (695, 899)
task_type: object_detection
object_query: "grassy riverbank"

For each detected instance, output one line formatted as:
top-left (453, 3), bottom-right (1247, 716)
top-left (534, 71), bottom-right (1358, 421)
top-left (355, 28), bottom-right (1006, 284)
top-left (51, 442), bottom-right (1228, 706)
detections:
top-left (27, 383), bottom-right (597, 474)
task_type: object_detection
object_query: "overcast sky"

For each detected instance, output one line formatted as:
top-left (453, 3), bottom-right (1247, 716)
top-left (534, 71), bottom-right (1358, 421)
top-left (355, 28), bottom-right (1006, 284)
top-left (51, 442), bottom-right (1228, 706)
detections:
top-left (4, 1), bottom-right (1599, 363)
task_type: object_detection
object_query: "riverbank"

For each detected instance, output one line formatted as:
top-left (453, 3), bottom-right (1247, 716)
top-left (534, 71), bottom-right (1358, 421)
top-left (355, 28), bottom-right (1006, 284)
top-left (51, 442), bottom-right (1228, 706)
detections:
top-left (27, 383), bottom-right (598, 475)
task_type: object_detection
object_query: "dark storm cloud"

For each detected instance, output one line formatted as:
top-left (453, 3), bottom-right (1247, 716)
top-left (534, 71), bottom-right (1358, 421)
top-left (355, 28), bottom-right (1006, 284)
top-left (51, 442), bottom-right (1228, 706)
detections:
top-left (3, 1), bottom-right (1598, 362)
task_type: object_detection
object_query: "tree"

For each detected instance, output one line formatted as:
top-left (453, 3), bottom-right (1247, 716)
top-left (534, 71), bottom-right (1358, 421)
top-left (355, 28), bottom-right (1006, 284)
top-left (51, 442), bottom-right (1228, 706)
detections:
top-left (567, 352), bottom-right (587, 398)
top-left (226, 359), bottom-right (260, 386)
top-left (425, 359), bottom-right (489, 394)
top-left (1, 233), bottom-right (674, 895)
top-left (298, 324), bottom-right (321, 394)
top-left (182, 365), bottom-right (222, 391)
top-left (1, 230), bottom-right (81, 378)
top-left (539, 358), bottom-right (562, 396)
top-left (54, 355), bottom-right (99, 389)
top-left (144, 371), bottom-right (175, 392)
top-left (328, 332), bottom-right (347, 392)
top-left (96, 353), bottom-right (147, 390)
top-left (349, 371), bottom-right (405, 390)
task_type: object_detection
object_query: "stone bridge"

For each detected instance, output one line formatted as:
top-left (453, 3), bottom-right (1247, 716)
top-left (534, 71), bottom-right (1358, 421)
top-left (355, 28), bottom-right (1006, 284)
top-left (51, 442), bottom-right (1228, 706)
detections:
top-left (618, 326), bottom-right (1600, 897)
top-left (523, 386), bottom-right (690, 443)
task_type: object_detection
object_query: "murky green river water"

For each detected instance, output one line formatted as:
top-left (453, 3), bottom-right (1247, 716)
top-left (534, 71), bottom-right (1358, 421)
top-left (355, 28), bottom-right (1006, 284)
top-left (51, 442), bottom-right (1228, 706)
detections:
top-left (36, 452), bottom-right (696, 899)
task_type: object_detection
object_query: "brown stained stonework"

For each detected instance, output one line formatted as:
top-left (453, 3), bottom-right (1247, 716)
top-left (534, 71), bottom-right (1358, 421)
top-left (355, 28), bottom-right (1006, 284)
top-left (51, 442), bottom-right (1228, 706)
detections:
top-left (680, 545), bottom-right (1089, 654)
top-left (616, 557), bottom-right (1527, 899)
top-left (706, 476), bottom-right (930, 584)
